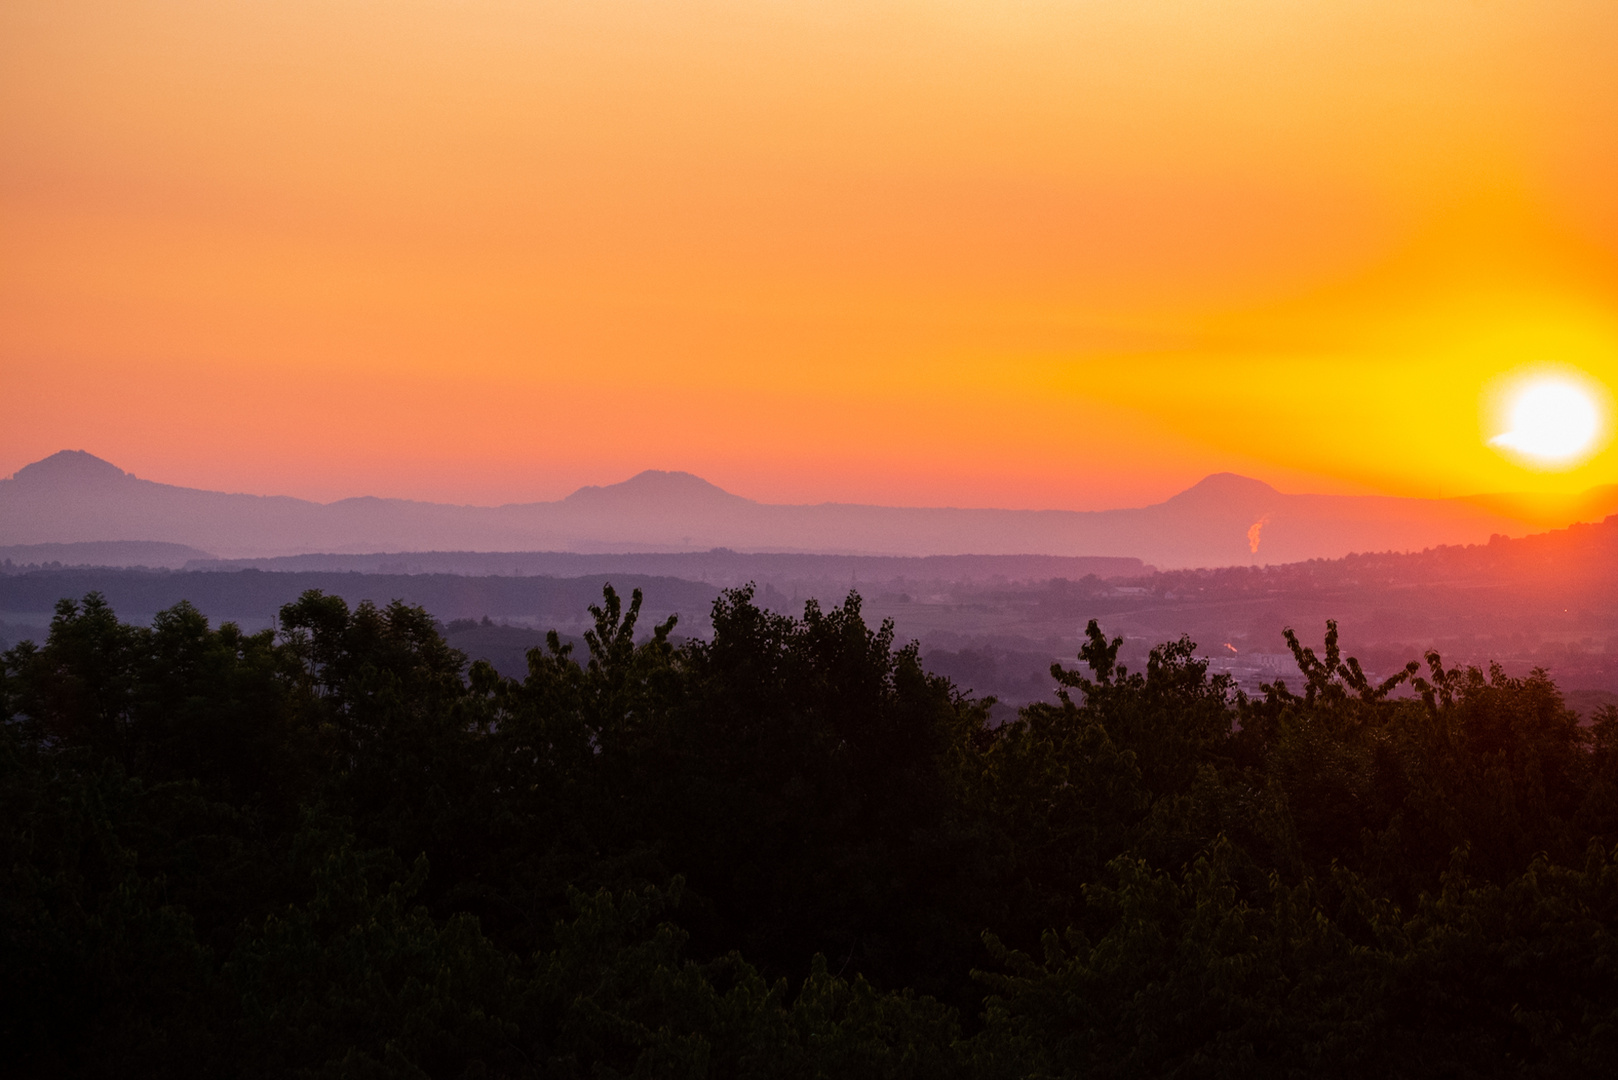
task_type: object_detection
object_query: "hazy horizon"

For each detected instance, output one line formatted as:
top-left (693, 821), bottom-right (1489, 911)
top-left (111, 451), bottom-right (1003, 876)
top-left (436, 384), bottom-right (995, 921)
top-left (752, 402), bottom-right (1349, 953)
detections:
top-left (6, 447), bottom-right (1618, 517)
top-left (11, 447), bottom-right (1618, 567)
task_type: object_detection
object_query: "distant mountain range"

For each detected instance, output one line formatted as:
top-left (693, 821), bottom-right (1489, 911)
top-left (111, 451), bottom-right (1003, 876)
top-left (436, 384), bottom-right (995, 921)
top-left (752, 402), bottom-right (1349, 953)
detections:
top-left (3, 450), bottom-right (1616, 568)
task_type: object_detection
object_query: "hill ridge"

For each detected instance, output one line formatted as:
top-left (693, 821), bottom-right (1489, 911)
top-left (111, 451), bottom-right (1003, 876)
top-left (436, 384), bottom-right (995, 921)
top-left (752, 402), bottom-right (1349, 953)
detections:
top-left (6, 450), bottom-right (1618, 567)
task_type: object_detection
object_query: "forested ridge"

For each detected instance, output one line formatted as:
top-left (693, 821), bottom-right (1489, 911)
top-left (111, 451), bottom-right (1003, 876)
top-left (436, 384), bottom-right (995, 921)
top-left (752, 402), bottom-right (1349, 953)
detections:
top-left (5, 584), bottom-right (1618, 1078)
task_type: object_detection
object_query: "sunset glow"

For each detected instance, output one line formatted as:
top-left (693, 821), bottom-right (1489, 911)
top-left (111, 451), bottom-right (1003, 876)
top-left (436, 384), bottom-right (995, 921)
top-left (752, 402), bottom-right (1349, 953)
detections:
top-left (7, 8), bottom-right (1618, 1059)
top-left (3, 1), bottom-right (1617, 507)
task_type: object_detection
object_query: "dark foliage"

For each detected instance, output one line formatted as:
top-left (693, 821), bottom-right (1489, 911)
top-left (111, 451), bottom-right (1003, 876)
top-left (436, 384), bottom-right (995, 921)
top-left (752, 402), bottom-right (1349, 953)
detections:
top-left (4, 589), bottom-right (1617, 1078)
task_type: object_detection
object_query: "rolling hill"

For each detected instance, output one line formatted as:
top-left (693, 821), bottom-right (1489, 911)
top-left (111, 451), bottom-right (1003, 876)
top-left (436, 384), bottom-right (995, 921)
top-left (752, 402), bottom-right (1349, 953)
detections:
top-left (4, 449), bottom-right (1616, 568)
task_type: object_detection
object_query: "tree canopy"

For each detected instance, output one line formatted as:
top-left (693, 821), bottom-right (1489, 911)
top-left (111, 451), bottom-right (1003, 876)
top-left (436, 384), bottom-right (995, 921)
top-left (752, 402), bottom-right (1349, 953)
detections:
top-left (4, 586), bottom-right (1617, 1078)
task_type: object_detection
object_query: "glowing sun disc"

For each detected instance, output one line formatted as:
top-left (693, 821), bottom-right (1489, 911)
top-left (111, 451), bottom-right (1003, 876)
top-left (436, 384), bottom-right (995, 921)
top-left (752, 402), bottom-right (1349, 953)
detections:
top-left (1488, 376), bottom-right (1604, 466)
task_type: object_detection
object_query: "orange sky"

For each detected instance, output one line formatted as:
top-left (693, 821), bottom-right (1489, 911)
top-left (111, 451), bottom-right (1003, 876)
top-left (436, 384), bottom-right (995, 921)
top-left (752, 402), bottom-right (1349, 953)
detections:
top-left (3, 1), bottom-right (1616, 508)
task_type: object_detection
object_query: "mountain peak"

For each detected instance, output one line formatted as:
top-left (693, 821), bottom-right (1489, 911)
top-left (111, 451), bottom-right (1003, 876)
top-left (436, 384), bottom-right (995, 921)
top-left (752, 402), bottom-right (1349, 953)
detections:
top-left (563, 470), bottom-right (750, 506)
top-left (10, 450), bottom-right (132, 486)
top-left (1159, 473), bottom-right (1283, 508)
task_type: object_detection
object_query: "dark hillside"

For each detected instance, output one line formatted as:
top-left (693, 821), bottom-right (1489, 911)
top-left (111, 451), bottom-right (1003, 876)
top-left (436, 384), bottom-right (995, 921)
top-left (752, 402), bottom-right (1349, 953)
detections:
top-left (7, 515), bottom-right (1615, 705)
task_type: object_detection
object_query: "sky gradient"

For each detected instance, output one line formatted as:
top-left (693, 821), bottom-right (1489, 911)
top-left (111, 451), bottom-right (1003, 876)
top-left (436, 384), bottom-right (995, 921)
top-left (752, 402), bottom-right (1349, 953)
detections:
top-left (3, 1), bottom-right (1616, 509)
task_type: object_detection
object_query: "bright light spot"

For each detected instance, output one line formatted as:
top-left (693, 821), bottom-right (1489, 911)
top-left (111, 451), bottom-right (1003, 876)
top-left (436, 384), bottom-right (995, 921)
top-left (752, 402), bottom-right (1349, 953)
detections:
top-left (1488, 375), bottom-right (1605, 467)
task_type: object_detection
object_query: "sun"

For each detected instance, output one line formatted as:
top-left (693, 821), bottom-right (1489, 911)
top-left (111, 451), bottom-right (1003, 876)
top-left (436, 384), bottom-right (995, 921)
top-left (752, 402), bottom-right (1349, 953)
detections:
top-left (1487, 372), bottom-right (1608, 468)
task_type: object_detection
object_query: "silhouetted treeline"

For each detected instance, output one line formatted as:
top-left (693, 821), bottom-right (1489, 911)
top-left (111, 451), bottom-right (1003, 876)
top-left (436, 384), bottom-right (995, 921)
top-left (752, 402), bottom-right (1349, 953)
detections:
top-left (0, 568), bottom-right (717, 629)
top-left (5, 585), bottom-right (1618, 1078)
